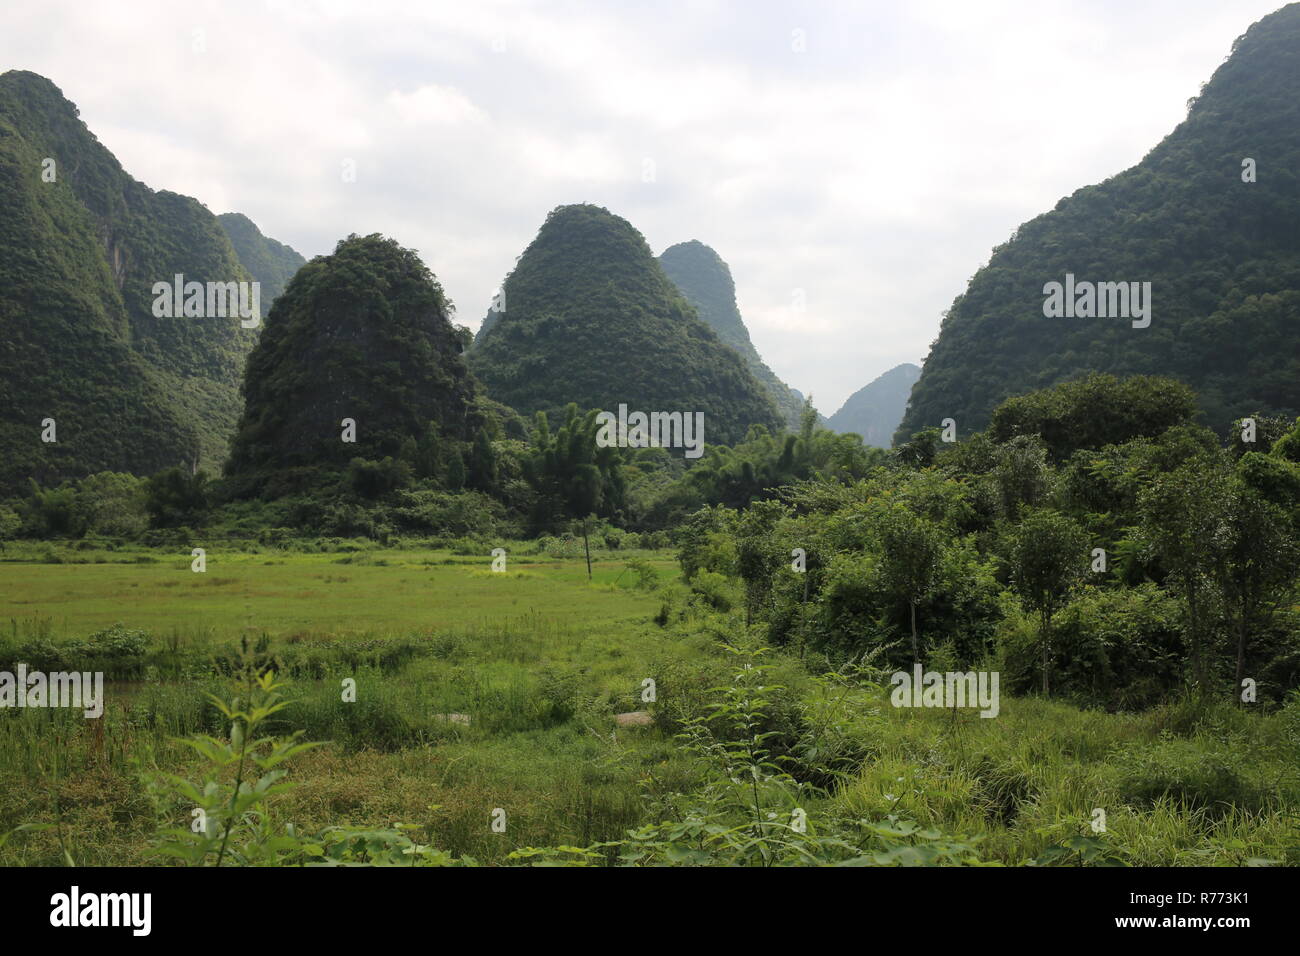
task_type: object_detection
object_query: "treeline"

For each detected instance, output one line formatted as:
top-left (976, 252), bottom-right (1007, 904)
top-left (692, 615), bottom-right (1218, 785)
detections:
top-left (7, 372), bottom-right (1300, 713)
top-left (0, 397), bottom-right (881, 542)
top-left (675, 374), bottom-right (1300, 710)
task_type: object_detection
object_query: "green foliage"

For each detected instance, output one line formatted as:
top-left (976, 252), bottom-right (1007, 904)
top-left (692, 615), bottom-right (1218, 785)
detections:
top-left (688, 570), bottom-right (736, 612)
top-left (659, 240), bottom-right (812, 430)
top-left (990, 435), bottom-right (1053, 519)
top-left (1001, 584), bottom-right (1184, 708)
top-left (144, 467), bottom-right (210, 528)
top-left (69, 472), bottom-right (149, 537)
top-left (1115, 737), bottom-right (1265, 816)
top-left (388, 488), bottom-right (511, 538)
top-left (520, 404), bottom-right (626, 532)
top-left (215, 212), bottom-right (305, 308)
top-left (797, 513), bottom-right (1001, 667)
top-left (13, 471), bottom-right (150, 538)
top-left (675, 505), bottom-right (739, 580)
top-left (900, 6), bottom-right (1300, 440)
top-left (876, 503), bottom-right (944, 662)
top-left (224, 233), bottom-right (480, 497)
top-left (1272, 416), bottom-right (1300, 464)
top-left (148, 667), bottom-right (323, 865)
top-left (622, 556), bottom-right (660, 590)
top-left (0, 622), bottom-right (150, 679)
top-left (987, 374), bottom-right (1198, 462)
top-left (686, 374), bottom-right (1300, 708)
top-left (1136, 456), bottom-right (1233, 688)
top-left (682, 409), bottom-right (883, 510)
top-left (0, 71), bottom-right (263, 494)
top-left (344, 457), bottom-right (413, 500)
top-left (0, 504), bottom-right (19, 544)
top-left (469, 204), bottom-right (783, 445)
top-left (1001, 508), bottom-right (1091, 695)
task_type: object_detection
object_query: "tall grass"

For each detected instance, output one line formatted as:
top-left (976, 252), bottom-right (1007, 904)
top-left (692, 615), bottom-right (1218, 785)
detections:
top-left (0, 546), bottom-right (1295, 865)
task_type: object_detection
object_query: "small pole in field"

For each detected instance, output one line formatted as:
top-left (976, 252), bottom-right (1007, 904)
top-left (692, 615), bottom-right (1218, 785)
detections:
top-left (582, 517), bottom-right (592, 581)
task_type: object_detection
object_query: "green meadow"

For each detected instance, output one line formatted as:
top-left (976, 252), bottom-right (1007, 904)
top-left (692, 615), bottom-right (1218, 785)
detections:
top-left (0, 542), bottom-right (663, 637)
top-left (0, 541), bottom-right (1297, 866)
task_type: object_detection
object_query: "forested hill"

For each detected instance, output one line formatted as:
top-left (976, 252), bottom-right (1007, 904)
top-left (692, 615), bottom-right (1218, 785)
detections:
top-left (217, 212), bottom-right (305, 308)
top-left (0, 70), bottom-right (259, 493)
top-left (828, 363), bottom-right (920, 446)
top-left (224, 234), bottom-right (480, 498)
top-left (468, 204), bottom-right (783, 445)
top-left (658, 240), bottom-right (814, 430)
top-left (897, 3), bottom-right (1300, 443)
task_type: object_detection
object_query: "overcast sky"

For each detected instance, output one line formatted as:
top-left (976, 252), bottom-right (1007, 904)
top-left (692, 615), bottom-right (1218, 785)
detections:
top-left (1, 0), bottom-right (1286, 413)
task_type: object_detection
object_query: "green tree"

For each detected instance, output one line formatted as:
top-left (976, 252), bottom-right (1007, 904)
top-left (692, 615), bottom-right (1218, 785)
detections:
top-left (1138, 457), bottom-right (1231, 691)
top-left (893, 427), bottom-right (942, 470)
top-left (734, 499), bottom-right (788, 626)
top-left (1213, 477), bottom-right (1300, 697)
top-left (468, 428), bottom-right (499, 492)
top-left (144, 468), bottom-right (211, 528)
top-left (992, 435), bottom-right (1052, 519)
top-left (1005, 508), bottom-right (1090, 696)
top-left (987, 375), bottom-right (1198, 462)
top-left (1272, 416), bottom-right (1300, 465)
top-left (445, 450), bottom-right (467, 491)
top-left (0, 503), bottom-right (21, 547)
top-left (876, 504), bottom-right (944, 663)
top-left (72, 472), bottom-right (148, 537)
top-left (521, 404), bottom-right (625, 531)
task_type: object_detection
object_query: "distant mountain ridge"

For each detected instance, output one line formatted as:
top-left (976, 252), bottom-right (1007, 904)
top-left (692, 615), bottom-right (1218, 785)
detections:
top-left (657, 240), bottom-right (815, 430)
top-left (217, 212), bottom-right (305, 308)
top-left (828, 363), bottom-right (921, 446)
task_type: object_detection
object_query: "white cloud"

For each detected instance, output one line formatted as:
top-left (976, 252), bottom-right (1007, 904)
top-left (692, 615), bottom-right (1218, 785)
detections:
top-left (387, 85), bottom-right (488, 127)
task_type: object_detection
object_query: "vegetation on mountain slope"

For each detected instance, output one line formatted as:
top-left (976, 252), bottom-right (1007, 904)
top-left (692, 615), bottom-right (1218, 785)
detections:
top-left (899, 4), bottom-right (1300, 442)
top-left (658, 239), bottom-right (813, 430)
top-left (223, 234), bottom-right (482, 499)
top-left (469, 204), bottom-right (783, 446)
top-left (0, 70), bottom-right (259, 493)
top-left (216, 211), bottom-right (306, 308)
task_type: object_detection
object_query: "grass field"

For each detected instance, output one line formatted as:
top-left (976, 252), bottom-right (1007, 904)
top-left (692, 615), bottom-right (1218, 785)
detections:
top-left (1, 540), bottom-right (1297, 866)
top-left (0, 541), bottom-right (666, 637)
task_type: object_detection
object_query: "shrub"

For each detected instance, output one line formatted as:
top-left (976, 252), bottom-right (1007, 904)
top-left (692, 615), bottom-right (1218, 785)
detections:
top-left (676, 506), bottom-right (739, 580)
top-left (623, 557), bottom-right (660, 591)
top-left (344, 457), bottom-right (413, 499)
top-left (0, 623), bottom-right (150, 678)
top-left (1000, 584), bottom-right (1184, 708)
top-left (1114, 738), bottom-right (1264, 816)
top-left (688, 570), bottom-right (735, 612)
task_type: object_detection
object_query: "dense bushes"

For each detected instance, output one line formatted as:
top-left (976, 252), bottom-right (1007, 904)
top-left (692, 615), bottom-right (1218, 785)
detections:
top-left (677, 379), bottom-right (1300, 709)
top-left (0, 622), bottom-right (151, 679)
top-left (999, 585), bottom-right (1184, 709)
